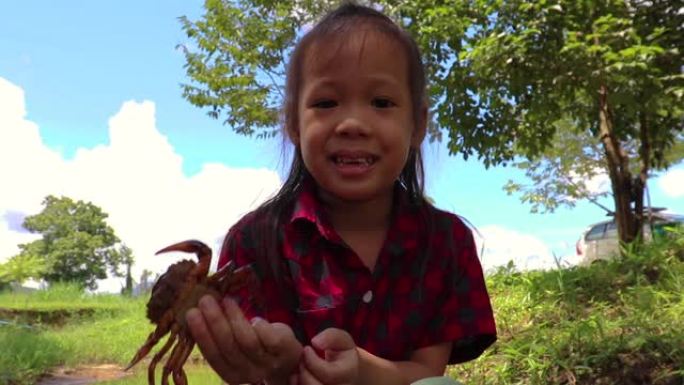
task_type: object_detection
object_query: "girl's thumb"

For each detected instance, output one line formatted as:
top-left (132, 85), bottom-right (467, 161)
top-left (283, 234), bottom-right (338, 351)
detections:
top-left (311, 328), bottom-right (354, 351)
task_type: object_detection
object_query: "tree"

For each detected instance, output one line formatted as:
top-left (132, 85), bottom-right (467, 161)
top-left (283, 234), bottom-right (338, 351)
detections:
top-left (120, 244), bottom-right (135, 296)
top-left (13, 195), bottom-right (129, 290)
top-left (503, 122), bottom-right (683, 215)
top-left (0, 254), bottom-right (49, 289)
top-left (179, 0), bottom-right (683, 245)
top-left (433, 0), bottom-right (683, 245)
top-left (137, 269), bottom-right (155, 295)
top-left (503, 121), bottom-right (614, 214)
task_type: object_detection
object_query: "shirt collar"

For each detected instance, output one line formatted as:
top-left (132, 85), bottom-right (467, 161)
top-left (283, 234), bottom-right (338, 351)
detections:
top-left (288, 177), bottom-right (420, 245)
top-left (289, 176), bottom-right (340, 242)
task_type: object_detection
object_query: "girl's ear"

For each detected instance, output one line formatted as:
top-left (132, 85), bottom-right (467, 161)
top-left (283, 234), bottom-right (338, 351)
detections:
top-left (411, 104), bottom-right (428, 146)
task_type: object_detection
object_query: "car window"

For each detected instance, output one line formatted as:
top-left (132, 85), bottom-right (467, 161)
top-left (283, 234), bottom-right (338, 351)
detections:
top-left (604, 221), bottom-right (618, 237)
top-left (585, 223), bottom-right (607, 241)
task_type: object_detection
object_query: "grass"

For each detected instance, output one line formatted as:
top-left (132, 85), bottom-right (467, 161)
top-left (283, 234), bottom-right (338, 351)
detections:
top-left (0, 282), bottom-right (210, 385)
top-left (449, 230), bottom-right (684, 384)
top-left (0, 326), bottom-right (62, 385)
top-left (0, 283), bottom-right (130, 327)
top-left (0, 282), bottom-right (129, 309)
top-left (42, 300), bottom-right (151, 366)
top-left (0, 283), bottom-right (153, 384)
top-left (1, 231), bottom-right (683, 385)
top-left (103, 365), bottom-right (224, 385)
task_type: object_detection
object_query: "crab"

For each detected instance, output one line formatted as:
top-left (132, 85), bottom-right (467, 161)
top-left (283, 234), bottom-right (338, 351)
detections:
top-left (125, 240), bottom-right (255, 385)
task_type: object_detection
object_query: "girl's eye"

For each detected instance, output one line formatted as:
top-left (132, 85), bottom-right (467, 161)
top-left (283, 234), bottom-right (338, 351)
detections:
top-left (371, 98), bottom-right (396, 109)
top-left (312, 99), bottom-right (337, 109)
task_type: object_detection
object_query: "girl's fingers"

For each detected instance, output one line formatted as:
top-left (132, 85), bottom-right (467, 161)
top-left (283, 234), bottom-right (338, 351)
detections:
top-left (252, 317), bottom-right (279, 352)
top-left (197, 296), bottom-right (251, 371)
top-left (185, 306), bottom-right (236, 379)
top-left (289, 372), bottom-right (300, 385)
top-left (311, 328), bottom-right (355, 351)
top-left (301, 346), bottom-right (336, 383)
top-left (303, 345), bottom-right (355, 384)
top-left (254, 321), bottom-right (303, 375)
top-left (188, 296), bottom-right (269, 384)
top-left (298, 359), bottom-right (323, 385)
top-left (253, 319), bottom-right (292, 355)
top-left (222, 298), bottom-right (270, 366)
top-left (251, 317), bottom-right (286, 368)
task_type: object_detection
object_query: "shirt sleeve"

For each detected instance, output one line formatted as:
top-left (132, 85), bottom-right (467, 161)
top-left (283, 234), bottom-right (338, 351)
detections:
top-left (418, 217), bottom-right (497, 364)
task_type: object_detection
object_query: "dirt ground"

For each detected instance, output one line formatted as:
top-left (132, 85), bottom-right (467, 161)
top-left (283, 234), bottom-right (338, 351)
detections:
top-left (36, 364), bottom-right (130, 385)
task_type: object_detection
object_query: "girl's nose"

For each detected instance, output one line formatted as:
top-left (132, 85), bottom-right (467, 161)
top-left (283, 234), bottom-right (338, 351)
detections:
top-left (334, 116), bottom-right (370, 138)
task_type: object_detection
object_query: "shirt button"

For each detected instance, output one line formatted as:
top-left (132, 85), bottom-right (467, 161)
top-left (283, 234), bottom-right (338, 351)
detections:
top-left (362, 290), bottom-right (373, 303)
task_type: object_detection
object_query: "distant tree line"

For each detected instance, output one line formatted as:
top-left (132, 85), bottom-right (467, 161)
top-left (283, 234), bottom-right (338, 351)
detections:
top-left (0, 195), bottom-right (134, 291)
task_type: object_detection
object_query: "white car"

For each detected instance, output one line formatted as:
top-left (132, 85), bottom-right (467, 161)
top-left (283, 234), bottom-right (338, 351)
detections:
top-left (576, 211), bottom-right (684, 265)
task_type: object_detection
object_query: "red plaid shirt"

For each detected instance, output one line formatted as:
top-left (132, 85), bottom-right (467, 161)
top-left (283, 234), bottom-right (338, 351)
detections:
top-left (218, 181), bottom-right (496, 364)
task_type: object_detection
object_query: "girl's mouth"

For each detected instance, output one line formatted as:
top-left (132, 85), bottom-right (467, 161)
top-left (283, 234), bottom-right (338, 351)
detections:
top-left (329, 154), bottom-right (378, 177)
top-left (332, 155), bottom-right (377, 166)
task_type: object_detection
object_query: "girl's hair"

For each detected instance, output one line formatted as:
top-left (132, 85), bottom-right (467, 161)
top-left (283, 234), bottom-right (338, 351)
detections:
top-left (247, 2), bottom-right (429, 282)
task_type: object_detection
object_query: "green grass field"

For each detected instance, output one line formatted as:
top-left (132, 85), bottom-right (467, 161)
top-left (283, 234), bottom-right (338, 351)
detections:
top-left (450, 232), bottom-right (684, 384)
top-left (1, 232), bottom-right (682, 385)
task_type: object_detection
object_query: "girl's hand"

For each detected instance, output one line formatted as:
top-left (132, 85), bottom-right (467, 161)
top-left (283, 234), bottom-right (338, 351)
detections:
top-left (186, 295), bottom-right (303, 385)
top-left (297, 328), bottom-right (359, 385)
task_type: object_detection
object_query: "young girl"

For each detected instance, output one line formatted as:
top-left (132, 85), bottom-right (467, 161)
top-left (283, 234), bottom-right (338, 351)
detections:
top-left (185, 3), bottom-right (496, 384)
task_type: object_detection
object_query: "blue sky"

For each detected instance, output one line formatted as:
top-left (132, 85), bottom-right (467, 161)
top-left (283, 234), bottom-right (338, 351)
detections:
top-left (1, 1), bottom-right (682, 291)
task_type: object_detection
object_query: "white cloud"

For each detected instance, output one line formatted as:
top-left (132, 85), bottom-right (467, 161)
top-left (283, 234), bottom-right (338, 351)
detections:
top-left (473, 225), bottom-right (575, 272)
top-left (584, 172), bottom-right (610, 195)
top-left (0, 77), bottom-right (281, 292)
top-left (0, 218), bottom-right (39, 262)
top-left (658, 167), bottom-right (684, 198)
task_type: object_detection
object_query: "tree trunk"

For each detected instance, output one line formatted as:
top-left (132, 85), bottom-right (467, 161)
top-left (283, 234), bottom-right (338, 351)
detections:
top-left (124, 262), bottom-right (133, 296)
top-left (597, 84), bottom-right (639, 246)
top-left (635, 110), bottom-right (651, 240)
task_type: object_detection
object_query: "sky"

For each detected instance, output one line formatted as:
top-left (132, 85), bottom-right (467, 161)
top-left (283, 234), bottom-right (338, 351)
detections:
top-left (1, 1), bottom-right (682, 292)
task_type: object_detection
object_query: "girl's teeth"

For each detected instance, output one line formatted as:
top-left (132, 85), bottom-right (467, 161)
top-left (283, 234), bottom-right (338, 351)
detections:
top-left (335, 157), bottom-right (374, 165)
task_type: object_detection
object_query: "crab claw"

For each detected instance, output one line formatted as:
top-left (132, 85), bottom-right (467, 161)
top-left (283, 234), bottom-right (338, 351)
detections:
top-left (156, 240), bottom-right (213, 279)
top-left (156, 240), bottom-right (211, 262)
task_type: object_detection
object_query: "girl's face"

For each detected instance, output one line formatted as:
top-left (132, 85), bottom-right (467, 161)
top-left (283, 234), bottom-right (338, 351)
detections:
top-left (293, 31), bottom-right (425, 203)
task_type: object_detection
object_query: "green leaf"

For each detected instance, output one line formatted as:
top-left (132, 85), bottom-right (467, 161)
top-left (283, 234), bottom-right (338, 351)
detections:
top-left (179, 0), bottom-right (683, 242)
top-left (13, 195), bottom-right (133, 290)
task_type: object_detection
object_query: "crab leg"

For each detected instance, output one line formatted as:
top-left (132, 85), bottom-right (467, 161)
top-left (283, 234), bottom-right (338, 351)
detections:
top-left (172, 337), bottom-right (195, 385)
top-left (161, 340), bottom-right (185, 385)
top-left (126, 310), bottom-right (176, 371)
top-left (206, 260), bottom-right (238, 289)
top-left (207, 262), bottom-right (253, 291)
top-left (127, 239), bottom-right (259, 385)
top-left (147, 326), bottom-right (179, 385)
